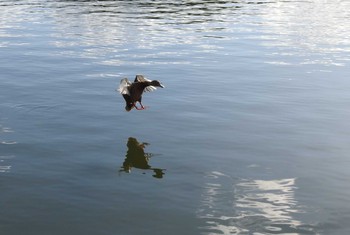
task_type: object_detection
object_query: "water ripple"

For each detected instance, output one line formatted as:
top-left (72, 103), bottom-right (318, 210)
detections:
top-left (0, 155), bottom-right (14, 173)
top-left (198, 172), bottom-right (317, 234)
top-left (2, 0), bottom-right (349, 69)
top-left (0, 124), bottom-right (16, 173)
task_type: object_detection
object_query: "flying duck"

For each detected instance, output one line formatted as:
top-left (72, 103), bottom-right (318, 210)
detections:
top-left (118, 75), bottom-right (164, 111)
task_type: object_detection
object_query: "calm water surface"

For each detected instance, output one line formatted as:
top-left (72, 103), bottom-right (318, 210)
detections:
top-left (1, 0), bottom-right (350, 234)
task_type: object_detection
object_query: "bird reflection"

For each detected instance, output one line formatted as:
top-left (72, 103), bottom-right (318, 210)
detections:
top-left (120, 137), bottom-right (165, 178)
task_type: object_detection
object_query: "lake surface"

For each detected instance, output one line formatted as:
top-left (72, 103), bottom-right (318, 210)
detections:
top-left (1, 0), bottom-right (350, 234)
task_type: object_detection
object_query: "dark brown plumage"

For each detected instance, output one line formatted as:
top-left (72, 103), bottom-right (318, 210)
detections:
top-left (118, 75), bottom-right (164, 111)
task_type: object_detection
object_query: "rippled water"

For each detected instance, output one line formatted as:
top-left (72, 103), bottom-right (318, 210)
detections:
top-left (1, 0), bottom-right (350, 234)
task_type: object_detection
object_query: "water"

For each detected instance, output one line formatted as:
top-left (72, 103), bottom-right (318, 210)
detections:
top-left (1, 0), bottom-right (350, 234)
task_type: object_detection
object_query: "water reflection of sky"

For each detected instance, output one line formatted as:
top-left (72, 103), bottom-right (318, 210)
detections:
top-left (259, 0), bottom-right (350, 68)
top-left (235, 178), bottom-right (302, 232)
top-left (46, 0), bottom-right (238, 66)
top-left (198, 172), bottom-right (313, 234)
top-left (1, 0), bottom-right (350, 69)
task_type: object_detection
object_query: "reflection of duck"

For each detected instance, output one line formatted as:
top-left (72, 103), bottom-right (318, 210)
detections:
top-left (120, 137), bottom-right (165, 178)
top-left (117, 75), bottom-right (164, 111)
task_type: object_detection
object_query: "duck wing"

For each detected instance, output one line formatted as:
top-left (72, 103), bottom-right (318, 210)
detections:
top-left (144, 85), bottom-right (157, 92)
top-left (134, 75), bottom-right (157, 92)
top-left (134, 75), bottom-right (150, 83)
top-left (118, 78), bottom-right (131, 95)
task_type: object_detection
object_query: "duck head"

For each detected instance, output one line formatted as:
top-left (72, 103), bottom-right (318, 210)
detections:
top-left (150, 80), bottom-right (165, 88)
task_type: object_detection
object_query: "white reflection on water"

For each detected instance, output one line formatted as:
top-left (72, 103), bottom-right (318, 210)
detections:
top-left (198, 171), bottom-right (245, 234)
top-left (198, 172), bottom-right (313, 234)
top-left (1, 0), bottom-right (350, 69)
top-left (0, 155), bottom-right (13, 173)
top-left (46, 1), bottom-right (237, 66)
top-left (0, 125), bottom-right (15, 173)
top-left (236, 178), bottom-right (301, 232)
top-left (260, 0), bottom-right (350, 68)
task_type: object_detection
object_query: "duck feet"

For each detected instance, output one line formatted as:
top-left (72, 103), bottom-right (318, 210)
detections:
top-left (134, 102), bottom-right (147, 110)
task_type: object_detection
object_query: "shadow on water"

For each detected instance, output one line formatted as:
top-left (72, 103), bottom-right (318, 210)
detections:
top-left (119, 137), bottom-right (165, 179)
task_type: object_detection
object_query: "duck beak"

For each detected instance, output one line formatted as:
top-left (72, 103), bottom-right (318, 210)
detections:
top-left (160, 84), bottom-right (165, 88)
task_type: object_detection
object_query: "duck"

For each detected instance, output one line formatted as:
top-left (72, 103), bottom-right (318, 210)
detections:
top-left (118, 75), bottom-right (164, 111)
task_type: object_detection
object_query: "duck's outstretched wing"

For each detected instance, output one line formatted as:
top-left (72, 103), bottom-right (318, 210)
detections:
top-left (144, 85), bottom-right (157, 92)
top-left (134, 75), bottom-right (150, 83)
top-left (134, 75), bottom-right (157, 92)
top-left (118, 78), bottom-right (131, 95)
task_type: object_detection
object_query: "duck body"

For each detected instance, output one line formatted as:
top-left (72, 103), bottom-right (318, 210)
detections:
top-left (118, 75), bottom-right (164, 111)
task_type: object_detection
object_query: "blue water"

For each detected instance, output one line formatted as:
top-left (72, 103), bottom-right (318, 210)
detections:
top-left (1, 0), bottom-right (350, 234)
